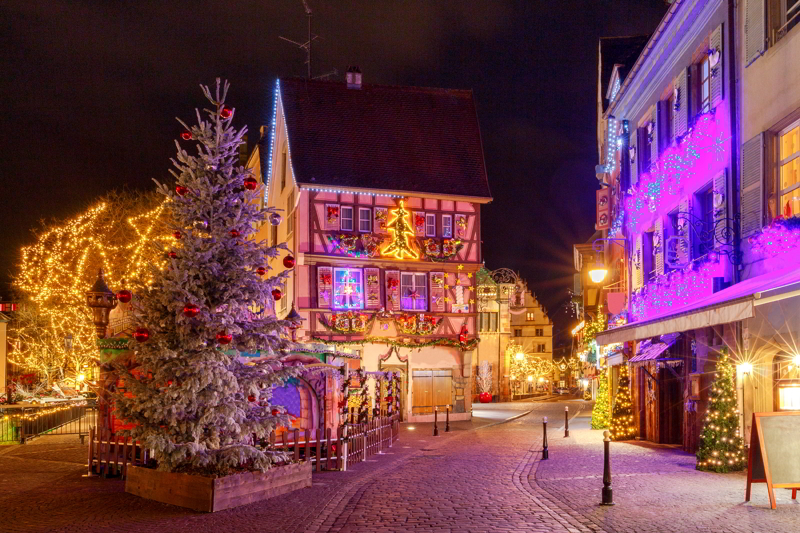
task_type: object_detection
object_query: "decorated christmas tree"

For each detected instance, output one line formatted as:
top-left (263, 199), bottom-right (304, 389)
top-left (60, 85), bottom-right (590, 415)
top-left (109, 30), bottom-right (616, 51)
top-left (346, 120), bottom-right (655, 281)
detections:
top-left (113, 80), bottom-right (297, 476)
top-left (591, 371), bottom-right (611, 430)
top-left (610, 364), bottom-right (635, 440)
top-left (696, 348), bottom-right (746, 472)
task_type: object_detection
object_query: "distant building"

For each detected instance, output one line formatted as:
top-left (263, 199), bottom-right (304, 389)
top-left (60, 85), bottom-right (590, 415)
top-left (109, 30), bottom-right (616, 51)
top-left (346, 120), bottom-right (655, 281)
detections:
top-left (475, 268), bottom-right (552, 401)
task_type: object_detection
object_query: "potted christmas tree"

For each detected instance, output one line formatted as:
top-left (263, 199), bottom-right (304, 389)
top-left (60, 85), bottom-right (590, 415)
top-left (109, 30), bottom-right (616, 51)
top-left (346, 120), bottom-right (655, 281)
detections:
top-left (114, 80), bottom-right (309, 512)
top-left (477, 361), bottom-right (493, 403)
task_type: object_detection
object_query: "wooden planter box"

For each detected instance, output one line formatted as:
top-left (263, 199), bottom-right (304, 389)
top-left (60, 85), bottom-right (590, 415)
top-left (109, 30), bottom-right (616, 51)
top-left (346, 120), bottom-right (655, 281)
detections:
top-left (125, 461), bottom-right (312, 512)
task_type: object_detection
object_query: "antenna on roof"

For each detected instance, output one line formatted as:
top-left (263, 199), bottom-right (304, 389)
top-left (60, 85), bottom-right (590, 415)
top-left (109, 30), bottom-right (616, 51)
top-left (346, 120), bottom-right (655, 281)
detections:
top-left (279, 1), bottom-right (317, 79)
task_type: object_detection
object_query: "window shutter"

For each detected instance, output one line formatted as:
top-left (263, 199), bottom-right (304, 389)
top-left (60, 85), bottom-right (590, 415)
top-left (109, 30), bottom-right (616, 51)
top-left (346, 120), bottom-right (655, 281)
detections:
top-left (654, 218), bottom-right (665, 276)
top-left (678, 197), bottom-right (692, 265)
top-left (385, 270), bottom-right (401, 311)
top-left (745, 0), bottom-right (766, 66)
top-left (632, 234), bottom-right (644, 290)
top-left (630, 128), bottom-right (639, 186)
top-left (713, 171), bottom-right (728, 249)
top-left (430, 272), bottom-right (445, 312)
top-left (673, 69), bottom-right (689, 138)
top-left (709, 24), bottom-right (724, 108)
top-left (365, 268), bottom-right (381, 309)
top-left (741, 134), bottom-right (765, 237)
top-left (650, 107), bottom-right (660, 165)
top-left (317, 266), bottom-right (333, 308)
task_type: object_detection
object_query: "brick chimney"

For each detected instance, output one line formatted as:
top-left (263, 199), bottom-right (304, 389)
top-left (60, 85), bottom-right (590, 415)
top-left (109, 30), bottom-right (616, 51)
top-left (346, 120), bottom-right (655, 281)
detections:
top-left (346, 66), bottom-right (362, 89)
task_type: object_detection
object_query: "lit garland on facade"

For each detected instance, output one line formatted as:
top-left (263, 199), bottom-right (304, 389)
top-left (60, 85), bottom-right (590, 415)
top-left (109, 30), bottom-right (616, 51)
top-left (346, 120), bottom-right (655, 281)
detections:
top-left (625, 107), bottom-right (730, 234)
top-left (631, 255), bottom-right (720, 320)
top-left (748, 215), bottom-right (800, 263)
top-left (311, 335), bottom-right (479, 351)
top-left (11, 195), bottom-right (169, 383)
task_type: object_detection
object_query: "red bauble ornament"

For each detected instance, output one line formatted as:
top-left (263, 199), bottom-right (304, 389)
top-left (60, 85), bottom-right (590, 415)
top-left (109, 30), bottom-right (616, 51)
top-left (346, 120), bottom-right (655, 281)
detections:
top-left (230, 229), bottom-right (240, 238)
top-left (257, 267), bottom-right (267, 276)
top-left (216, 331), bottom-right (232, 345)
top-left (479, 392), bottom-right (493, 403)
top-left (271, 408), bottom-right (279, 416)
top-left (168, 251), bottom-right (177, 259)
top-left (243, 177), bottom-right (258, 190)
top-left (182, 303), bottom-right (199, 318)
top-left (134, 328), bottom-right (150, 343)
top-left (180, 131), bottom-right (192, 141)
top-left (283, 255), bottom-right (295, 269)
top-left (272, 288), bottom-right (282, 301)
top-left (173, 231), bottom-right (182, 240)
top-left (175, 185), bottom-right (188, 196)
top-left (385, 396), bottom-right (393, 403)
top-left (116, 290), bottom-right (132, 303)
top-left (248, 394), bottom-right (256, 402)
top-left (220, 107), bottom-right (233, 119)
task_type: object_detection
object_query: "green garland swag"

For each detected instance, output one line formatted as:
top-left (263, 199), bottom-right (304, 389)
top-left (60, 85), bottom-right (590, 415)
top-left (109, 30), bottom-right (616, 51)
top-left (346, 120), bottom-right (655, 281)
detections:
top-left (311, 335), bottom-right (479, 351)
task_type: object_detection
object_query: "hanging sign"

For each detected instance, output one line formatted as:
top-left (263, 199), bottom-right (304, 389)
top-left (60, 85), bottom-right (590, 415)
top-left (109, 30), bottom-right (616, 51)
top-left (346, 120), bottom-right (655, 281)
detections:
top-left (745, 412), bottom-right (800, 509)
top-left (596, 188), bottom-right (611, 230)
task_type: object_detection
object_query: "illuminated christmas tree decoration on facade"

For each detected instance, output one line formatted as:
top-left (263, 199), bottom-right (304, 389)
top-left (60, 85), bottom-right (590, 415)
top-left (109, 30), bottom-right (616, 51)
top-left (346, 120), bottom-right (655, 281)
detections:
top-left (381, 200), bottom-right (419, 260)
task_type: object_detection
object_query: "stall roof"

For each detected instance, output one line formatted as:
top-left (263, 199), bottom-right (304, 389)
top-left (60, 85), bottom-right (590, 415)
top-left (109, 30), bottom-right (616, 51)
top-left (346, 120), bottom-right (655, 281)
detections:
top-left (629, 333), bottom-right (681, 362)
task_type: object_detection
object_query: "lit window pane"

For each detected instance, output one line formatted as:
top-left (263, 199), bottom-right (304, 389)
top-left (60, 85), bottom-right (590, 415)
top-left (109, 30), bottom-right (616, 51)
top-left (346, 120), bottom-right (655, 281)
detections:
top-left (781, 158), bottom-right (800, 191)
top-left (781, 126), bottom-right (799, 160)
top-left (780, 191), bottom-right (800, 218)
top-left (333, 268), bottom-right (364, 309)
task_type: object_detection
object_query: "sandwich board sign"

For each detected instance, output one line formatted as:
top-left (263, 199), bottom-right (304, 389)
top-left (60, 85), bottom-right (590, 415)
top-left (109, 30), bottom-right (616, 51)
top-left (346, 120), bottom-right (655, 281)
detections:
top-left (745, 412), bottom-right (800, 509)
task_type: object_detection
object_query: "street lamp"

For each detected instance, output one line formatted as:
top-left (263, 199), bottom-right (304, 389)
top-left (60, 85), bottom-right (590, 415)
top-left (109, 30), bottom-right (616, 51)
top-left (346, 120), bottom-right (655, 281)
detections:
top-left (515, 351), bottom-right (525, 361)
top-left (588, 238), bottom-right (627, 285)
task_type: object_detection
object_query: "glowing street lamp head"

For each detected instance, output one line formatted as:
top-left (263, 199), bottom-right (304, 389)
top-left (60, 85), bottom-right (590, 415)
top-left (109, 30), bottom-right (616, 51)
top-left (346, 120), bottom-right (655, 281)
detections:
top-left (515, 351), bottom-right (525, 361)
top-left (588, 267), bottom-right (608, 284)
top-left (793, 354), bottom-right (800, 367)
top-left (527, 375), bottom-right (533, 382)
top-left (738, 362), bottom-right (753, 375)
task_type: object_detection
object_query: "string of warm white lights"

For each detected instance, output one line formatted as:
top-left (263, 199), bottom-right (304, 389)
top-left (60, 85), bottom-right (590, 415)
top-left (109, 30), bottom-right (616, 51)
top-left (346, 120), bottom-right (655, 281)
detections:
top-left (10, 193), bottom-right (169, 385)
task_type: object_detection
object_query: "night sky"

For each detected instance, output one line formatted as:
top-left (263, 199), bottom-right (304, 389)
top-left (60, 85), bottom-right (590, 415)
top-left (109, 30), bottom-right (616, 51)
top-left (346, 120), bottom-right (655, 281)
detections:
top-left (0, 1), bottom-right (668, 340)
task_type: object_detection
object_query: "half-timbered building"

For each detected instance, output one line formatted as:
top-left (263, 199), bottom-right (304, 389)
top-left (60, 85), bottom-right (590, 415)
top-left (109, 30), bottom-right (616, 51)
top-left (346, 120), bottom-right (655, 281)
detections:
top-left (247, 74), bottom-right (492, 422)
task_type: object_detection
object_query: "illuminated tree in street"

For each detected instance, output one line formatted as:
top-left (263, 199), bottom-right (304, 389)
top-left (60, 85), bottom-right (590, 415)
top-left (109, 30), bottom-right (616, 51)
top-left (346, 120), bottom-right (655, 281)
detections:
top-left (10, 191), bottom-right (168, 385)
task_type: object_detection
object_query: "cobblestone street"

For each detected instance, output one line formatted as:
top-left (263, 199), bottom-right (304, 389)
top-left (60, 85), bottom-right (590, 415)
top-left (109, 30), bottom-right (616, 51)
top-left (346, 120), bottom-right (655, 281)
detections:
top-left (1, 400), bottom-right (798, 533)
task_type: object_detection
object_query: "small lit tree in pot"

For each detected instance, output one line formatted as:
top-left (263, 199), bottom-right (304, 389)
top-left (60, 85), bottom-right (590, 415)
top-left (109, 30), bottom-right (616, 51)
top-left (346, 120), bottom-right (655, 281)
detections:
top-left (476, 360), bottom-right (493, 403)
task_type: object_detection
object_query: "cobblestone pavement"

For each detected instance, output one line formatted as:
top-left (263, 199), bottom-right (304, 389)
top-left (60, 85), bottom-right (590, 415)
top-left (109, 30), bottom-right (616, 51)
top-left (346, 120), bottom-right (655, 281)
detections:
top-left (1, 400), bottom-right (798, 532)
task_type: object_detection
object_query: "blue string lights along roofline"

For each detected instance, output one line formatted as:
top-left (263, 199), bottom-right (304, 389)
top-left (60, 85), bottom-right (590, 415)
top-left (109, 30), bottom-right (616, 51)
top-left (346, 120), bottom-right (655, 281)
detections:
top-left (301, 186), bottom-right (404, 198)
top-left (264, 79), bottom-right (280, 200)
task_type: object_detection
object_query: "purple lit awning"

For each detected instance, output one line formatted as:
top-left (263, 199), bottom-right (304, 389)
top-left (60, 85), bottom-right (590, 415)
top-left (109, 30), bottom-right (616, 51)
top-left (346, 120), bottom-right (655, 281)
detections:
top-left (629, 333), bottom-right (681, 362)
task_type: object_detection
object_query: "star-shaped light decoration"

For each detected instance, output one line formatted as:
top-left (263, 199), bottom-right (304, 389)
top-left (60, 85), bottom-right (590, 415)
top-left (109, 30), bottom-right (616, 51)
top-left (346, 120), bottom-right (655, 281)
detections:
top-left (444, 297), bottom-right (450, 303)
top-left (469, 299), bottom-right (475, 304)
top-left (467, 273), bottom-right (473, 278)
top-left (455, 279), bottom-right (461, 286)
top-left (457, 264), bottom-right (464, 270)
top-left (444, 285), bottom-right (450, 290)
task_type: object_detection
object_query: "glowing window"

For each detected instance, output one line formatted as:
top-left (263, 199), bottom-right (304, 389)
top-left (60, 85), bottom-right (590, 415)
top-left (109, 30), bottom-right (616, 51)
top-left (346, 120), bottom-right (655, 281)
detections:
top-left (442, 215), bottom-right (452, 238)
top-left (779, 122), bottom-right (800, 218)
top-left (400, 272), bottom-right (427, 311)
top-left (340, 206), bottom-right (354, 231)
top-left (332, 268), bottom-right (364, 309)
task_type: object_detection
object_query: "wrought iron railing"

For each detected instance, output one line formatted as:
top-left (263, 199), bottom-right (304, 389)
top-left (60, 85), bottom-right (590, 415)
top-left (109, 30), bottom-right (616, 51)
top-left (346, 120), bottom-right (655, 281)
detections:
top-left (0, 398), bottom-right (95, 444)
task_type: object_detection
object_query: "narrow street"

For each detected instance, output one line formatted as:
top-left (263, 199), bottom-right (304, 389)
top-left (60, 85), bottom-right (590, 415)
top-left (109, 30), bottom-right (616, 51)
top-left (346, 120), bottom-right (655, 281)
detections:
top-left (1, 399), bottom-right (797, 533)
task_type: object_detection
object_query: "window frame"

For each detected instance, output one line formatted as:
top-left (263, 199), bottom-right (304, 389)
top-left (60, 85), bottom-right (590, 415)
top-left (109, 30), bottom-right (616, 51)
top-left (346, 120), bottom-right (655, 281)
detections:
top-left (778, 119), bottom-right (800, 218)
top-left (442, 214), bottom-right (453, 238)
top-left (358, 207), bottom-right (372, 233)
top-left (699, 56), bottom-right (711, 115)
top-left (425, 213), bottom-right (436, 237)
top-left (340, 206), bottom-right (354, 232)
top-left (280, 145), bottom-right (288, 191)
top-left (286, 191), bottom-right (295, 236)
top-left (400, 272), bottom-right (428, 311)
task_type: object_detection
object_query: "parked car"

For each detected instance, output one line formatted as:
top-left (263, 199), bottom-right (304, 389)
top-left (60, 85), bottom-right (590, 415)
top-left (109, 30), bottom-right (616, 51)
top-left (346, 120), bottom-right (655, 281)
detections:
top-left (554, 387), bottom-right (569, 395)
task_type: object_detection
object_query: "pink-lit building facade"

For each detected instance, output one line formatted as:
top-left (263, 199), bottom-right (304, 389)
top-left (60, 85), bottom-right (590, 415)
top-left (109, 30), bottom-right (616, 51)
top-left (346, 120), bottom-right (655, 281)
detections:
top-left (248, 76), bottom-right (492, 423)
top-left (592, 0), bottom-right (800, 451)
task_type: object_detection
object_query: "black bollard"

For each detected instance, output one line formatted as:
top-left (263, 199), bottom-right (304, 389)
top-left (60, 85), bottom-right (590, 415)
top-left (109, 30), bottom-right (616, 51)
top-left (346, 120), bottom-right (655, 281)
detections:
top-left (433, 406), bottom-right (439, 437)
top-left (601, 430), bottom-right (614, 505)
top-left (542, 416), bottom-right (549, 460)
top-left (445, 405), bottom-right (450, 432)
top-left (565, 406), bottom-right (570, 438)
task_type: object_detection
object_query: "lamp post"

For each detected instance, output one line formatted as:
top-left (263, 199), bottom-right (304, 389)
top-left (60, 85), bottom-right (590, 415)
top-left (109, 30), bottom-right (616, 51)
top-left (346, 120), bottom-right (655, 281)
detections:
top-left (285, 302), bottom-right (304, 342)
top-left (85, 269), bottom-right (117, 435)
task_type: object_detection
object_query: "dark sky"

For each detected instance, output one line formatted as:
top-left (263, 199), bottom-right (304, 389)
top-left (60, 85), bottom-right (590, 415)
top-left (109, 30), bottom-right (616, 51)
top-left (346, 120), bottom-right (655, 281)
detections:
top-left (0, 0), bottom-right (668, 339)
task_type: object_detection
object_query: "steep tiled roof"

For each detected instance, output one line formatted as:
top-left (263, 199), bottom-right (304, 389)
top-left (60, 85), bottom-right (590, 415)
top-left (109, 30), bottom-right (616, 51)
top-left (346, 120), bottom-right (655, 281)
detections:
top-left (279, 78), bottom-right (491, 199)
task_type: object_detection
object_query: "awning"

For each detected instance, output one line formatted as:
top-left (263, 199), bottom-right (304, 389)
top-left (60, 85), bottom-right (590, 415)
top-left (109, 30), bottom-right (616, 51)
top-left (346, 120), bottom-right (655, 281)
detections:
top-left (629, 333), bottom-right (680, 362)
top-left (596, 263), bottom-right (800, 346)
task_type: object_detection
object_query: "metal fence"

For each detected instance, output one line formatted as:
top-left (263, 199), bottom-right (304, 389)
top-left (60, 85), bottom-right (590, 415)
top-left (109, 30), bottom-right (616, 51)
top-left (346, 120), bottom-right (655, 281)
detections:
top-left (1, 399), bottom-right (96, 444)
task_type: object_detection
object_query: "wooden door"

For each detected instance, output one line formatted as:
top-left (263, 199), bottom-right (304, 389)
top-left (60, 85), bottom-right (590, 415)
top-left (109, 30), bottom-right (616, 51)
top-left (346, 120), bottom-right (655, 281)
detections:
top-left (659, 364), bottom-right (684, 445)
top-left (412, 370), bottom-right (433, 415)
top-left (432, 370), bottom-right (452, 409)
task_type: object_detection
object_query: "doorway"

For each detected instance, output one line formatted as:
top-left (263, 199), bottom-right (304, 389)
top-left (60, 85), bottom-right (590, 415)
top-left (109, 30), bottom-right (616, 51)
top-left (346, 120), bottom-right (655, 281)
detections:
top-left (411, 369), bottom-right (452, 415)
